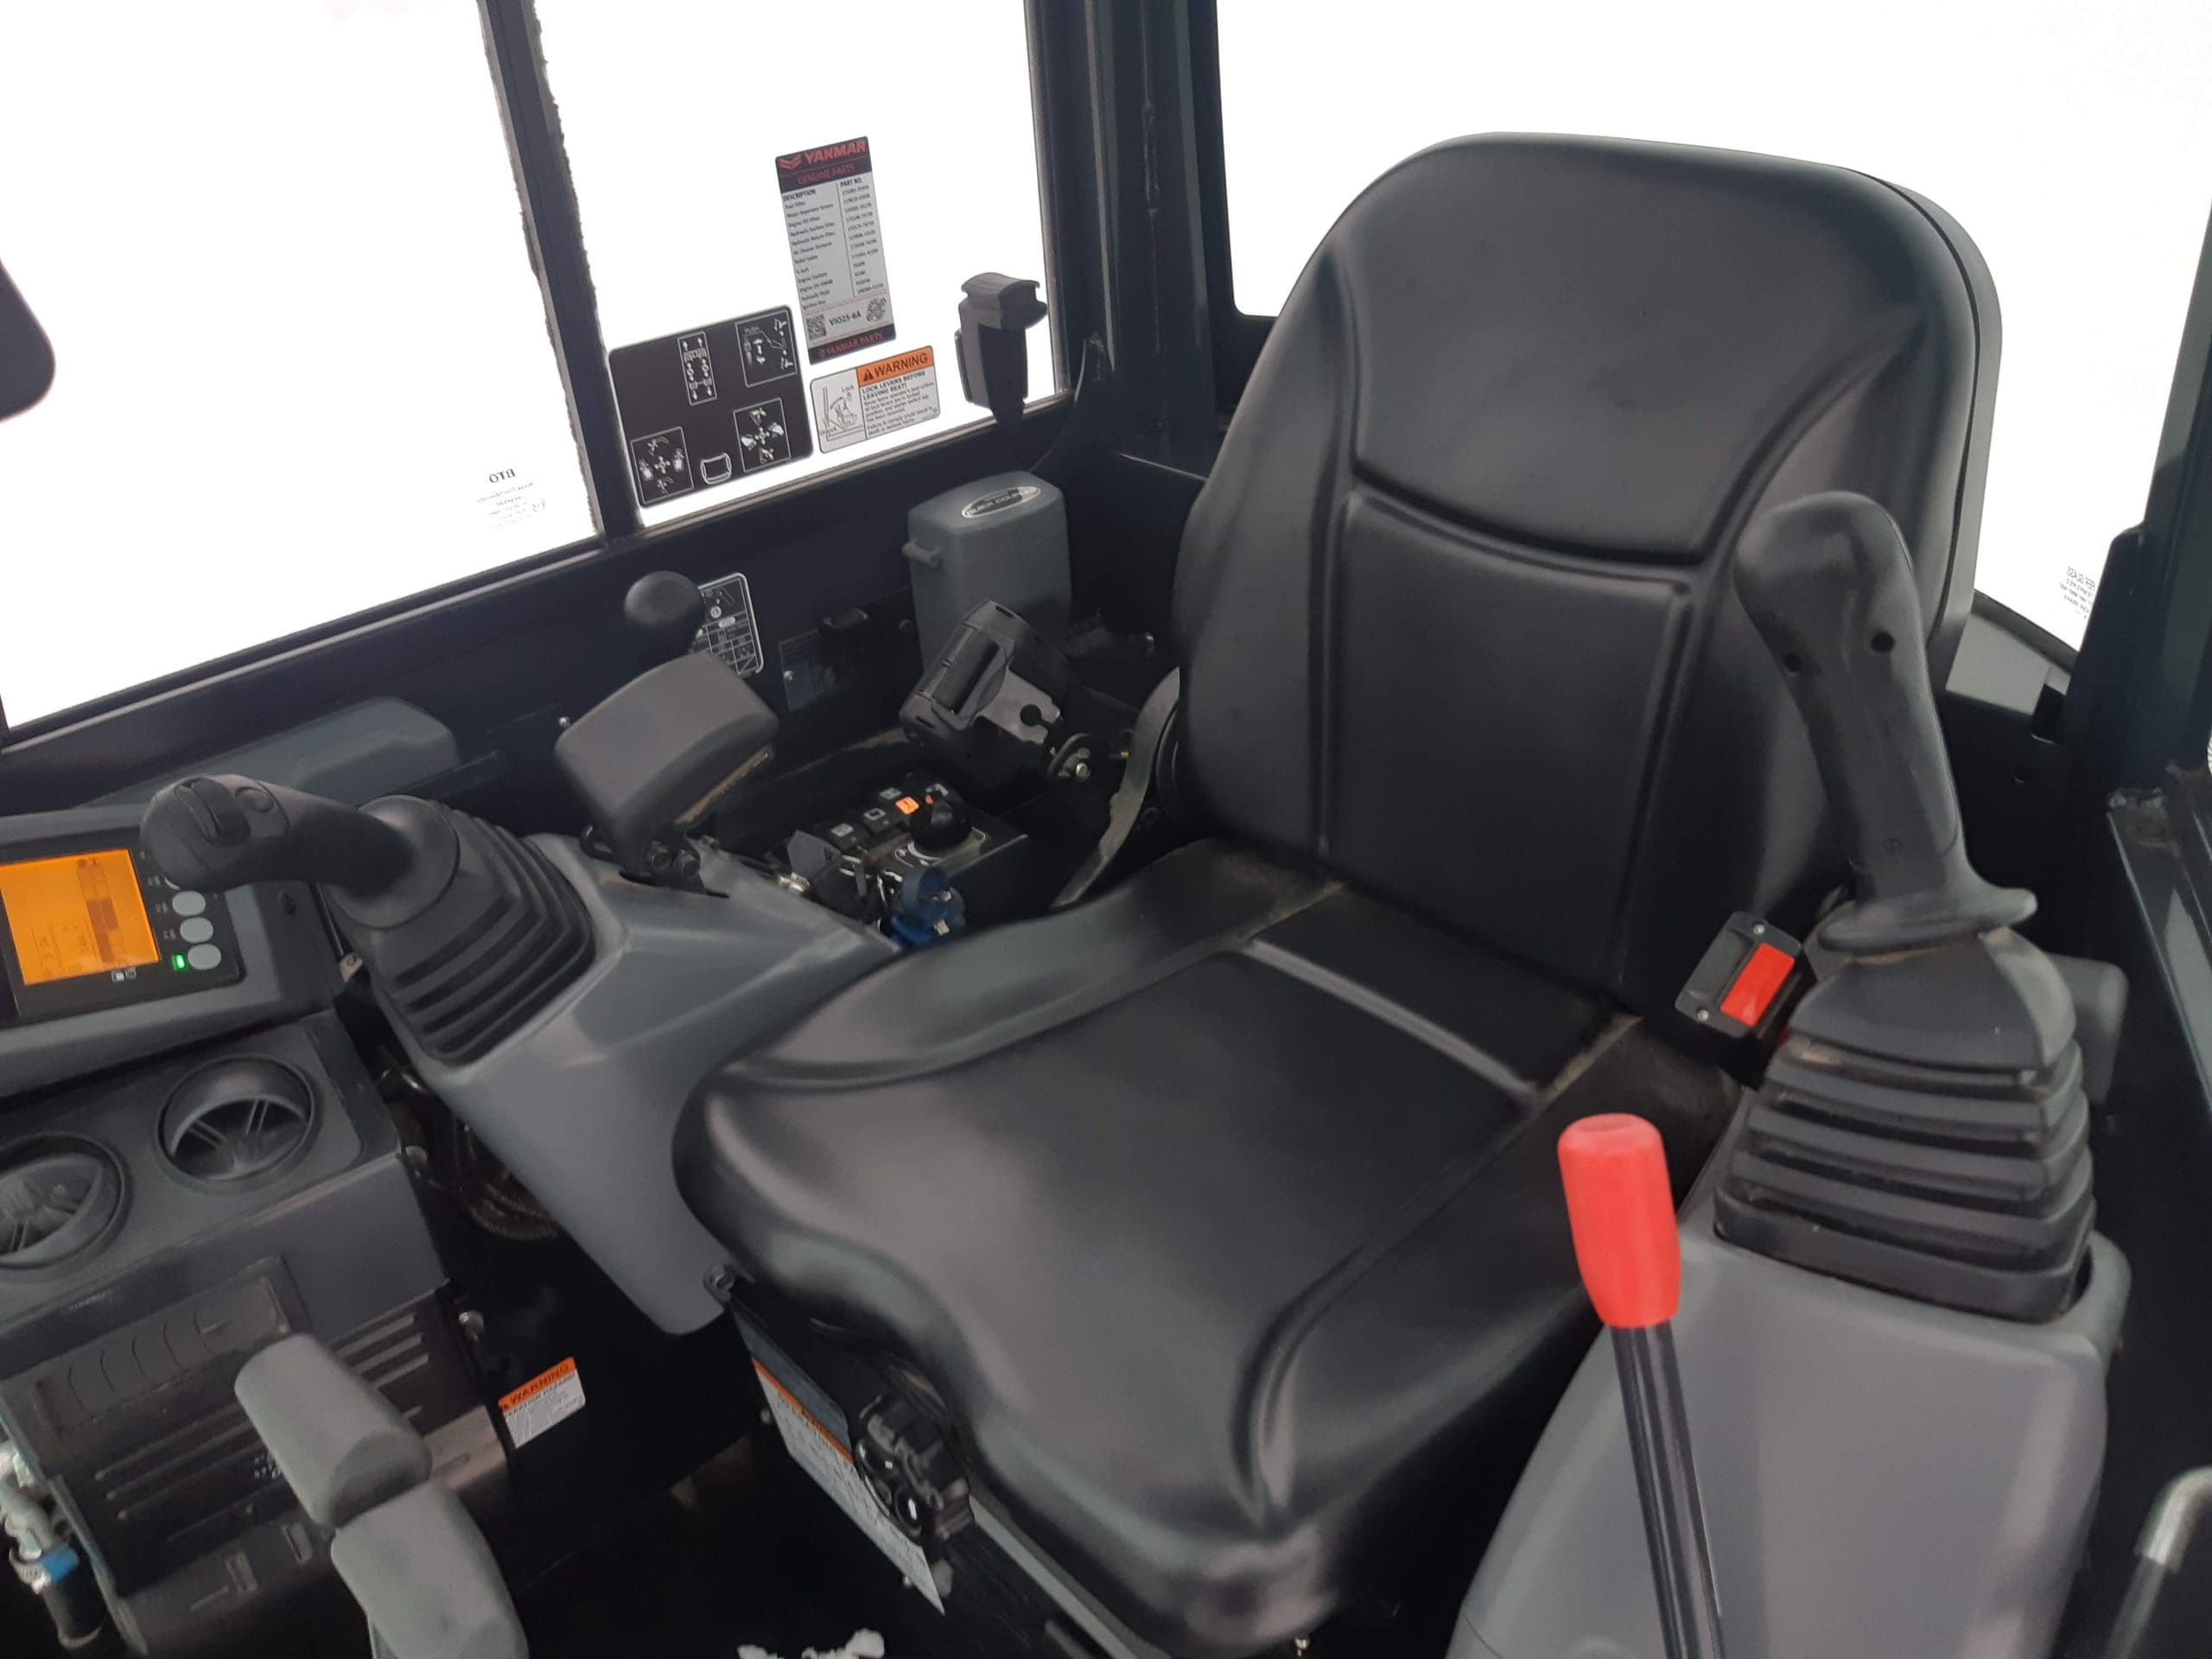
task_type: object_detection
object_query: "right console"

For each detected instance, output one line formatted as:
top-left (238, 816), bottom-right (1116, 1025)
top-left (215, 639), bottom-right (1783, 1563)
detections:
top-left (1455, 493), bottom-right (2129, 1659)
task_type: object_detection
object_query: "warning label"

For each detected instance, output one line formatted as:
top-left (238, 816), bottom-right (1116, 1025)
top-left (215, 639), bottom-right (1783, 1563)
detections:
top-left (775, 136), bottom-right (896, 365)
top-left (499, 1357), bottom-right (585, 1449)
top-left (740, 1321), bottom-right (944, 1612)
top-left (810, 346), bottom-right (939, 453)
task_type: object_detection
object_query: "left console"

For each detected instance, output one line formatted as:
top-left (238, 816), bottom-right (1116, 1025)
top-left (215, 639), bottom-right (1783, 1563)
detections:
top-left (0, 807), bottom-right (482, 1656)
top-left (0, 806), bottom-right (341, 1098)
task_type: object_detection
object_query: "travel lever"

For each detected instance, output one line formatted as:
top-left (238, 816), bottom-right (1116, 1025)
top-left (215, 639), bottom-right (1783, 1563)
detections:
top-left (1732, 492), bottom-right (2032, 952)
top-left (1558, 1114), bottom-right (1726, 1659)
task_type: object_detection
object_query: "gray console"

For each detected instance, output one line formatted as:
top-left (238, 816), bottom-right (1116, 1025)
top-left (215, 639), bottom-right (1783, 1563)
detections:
top-left (1452, 1148), bottom-right (2125, 1659)
top-left (0, 1012), bottom-right (481, 1656)
top-left (391, 836), bottom-right (895, 1334)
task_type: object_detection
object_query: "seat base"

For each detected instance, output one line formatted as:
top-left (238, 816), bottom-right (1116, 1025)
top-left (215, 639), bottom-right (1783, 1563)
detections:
top-left (680, 842), bottom-right (1738, 1656)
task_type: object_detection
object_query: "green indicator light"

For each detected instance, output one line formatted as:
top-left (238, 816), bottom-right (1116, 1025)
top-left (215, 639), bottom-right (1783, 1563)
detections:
top-left (171, 955), bottom-right (188, 971)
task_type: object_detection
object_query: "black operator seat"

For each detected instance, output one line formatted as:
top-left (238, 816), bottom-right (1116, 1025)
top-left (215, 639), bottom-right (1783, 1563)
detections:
top-left (677, 135), bottom-right (1998, 1656)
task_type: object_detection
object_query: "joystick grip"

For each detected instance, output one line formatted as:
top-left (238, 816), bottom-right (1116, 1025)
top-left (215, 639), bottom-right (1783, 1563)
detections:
top-left (142, 776), bottom-right (457, 929)
top-left (1734, 493), bottom-right (2031, 951)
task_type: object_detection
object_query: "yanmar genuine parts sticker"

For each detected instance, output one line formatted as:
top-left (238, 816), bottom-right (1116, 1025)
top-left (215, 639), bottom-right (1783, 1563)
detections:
top-left (775, 136), bottom-right (897, 365)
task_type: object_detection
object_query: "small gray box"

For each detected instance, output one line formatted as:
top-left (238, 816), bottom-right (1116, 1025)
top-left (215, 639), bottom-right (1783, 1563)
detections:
top-left (903, 471), bottom-right (1071, 663)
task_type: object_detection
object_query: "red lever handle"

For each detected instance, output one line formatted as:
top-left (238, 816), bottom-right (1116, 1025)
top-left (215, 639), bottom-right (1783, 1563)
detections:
top-left (1558, 1114), bottom-right (1681, 1328)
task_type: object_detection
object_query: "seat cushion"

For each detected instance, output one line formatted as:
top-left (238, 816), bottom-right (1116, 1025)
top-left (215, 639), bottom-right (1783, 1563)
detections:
top-left (677, 842), bottom-right (1736, 1656)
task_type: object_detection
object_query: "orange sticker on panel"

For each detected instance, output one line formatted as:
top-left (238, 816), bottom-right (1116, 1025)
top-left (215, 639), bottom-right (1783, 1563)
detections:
top-left (810, 346), bottom-right (941, 454)
top-left (499, 1357), bottom-right (585, 1448)
top-left (855, 346), bottom-right (934, 386)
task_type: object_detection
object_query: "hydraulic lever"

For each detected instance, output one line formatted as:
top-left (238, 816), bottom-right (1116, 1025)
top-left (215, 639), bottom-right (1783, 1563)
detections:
top-left (1732, 492), bottom-right (2032, 952)
top-left (140, 774), bottom-right (454, 928)
top-left (1715, 490), bottom-right (2111, 1321)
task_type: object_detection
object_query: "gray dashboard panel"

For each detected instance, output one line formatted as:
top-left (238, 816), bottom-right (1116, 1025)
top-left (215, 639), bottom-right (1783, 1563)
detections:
top-left (0, 805), bottom-right (341, 1100)
top-left (92, 698), bottom-right (461, 807)
top-left (397, 837), bottom-right (896, 1334)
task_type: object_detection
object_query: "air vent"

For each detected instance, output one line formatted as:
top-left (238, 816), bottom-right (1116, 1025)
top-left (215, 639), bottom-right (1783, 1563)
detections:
top-left (0, 1137), bottom-right (123, 1270)
top-left (159, 1058), bottom-right (315, 1185)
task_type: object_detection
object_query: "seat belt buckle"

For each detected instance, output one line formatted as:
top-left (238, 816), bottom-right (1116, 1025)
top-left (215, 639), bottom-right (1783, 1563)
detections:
top-left (1676, 912), bottom-right (1808, 1046)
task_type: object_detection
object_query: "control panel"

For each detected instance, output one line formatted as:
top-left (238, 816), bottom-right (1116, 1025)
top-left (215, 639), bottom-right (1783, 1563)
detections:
top-left (784, 778), bottom-right (1034, 937)
top-left (0, 806), bottom-right (342, 1100)
top-left (0, 836), bottom-right (242, 1028)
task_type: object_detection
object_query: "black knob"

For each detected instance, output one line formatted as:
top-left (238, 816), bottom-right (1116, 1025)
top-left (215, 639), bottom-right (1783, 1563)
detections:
top-left (623, 571), bottom-right (705, 664)
top-left (911, 786), bottom-right (971, 853)
top-left (1733, 493), bottom-right (2032, 952)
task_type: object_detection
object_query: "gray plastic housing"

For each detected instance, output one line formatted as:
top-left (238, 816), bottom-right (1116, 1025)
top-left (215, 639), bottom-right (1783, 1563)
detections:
top-left (1452, 1166), bottom-right (2127, 1659)
top-left (903, 470), bottom-right (1071, 663)
top-left (392, 836), bottom-right (894, 1333)
top-left (95, 697), bottom-right (461, 808)
top-left (236, 1335), bottom-right (430, 1529)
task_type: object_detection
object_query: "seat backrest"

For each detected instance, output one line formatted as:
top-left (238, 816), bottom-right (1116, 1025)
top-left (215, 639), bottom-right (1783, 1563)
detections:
top-left (1173, 134), bottom-right (1997, 1014)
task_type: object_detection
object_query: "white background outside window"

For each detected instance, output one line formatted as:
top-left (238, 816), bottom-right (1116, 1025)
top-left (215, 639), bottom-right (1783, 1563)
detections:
top-left (0, 0), bottom-right (594, 728)
top-left (1217, 0), bottom-right (2212, 649)
top-left (534, 0), bottom-right (1056, 529)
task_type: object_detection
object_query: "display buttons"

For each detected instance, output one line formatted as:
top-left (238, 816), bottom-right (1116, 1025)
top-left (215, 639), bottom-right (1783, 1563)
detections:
top-left (172, 891), bottom-right (207, 917)
top-left (823, 822), bottom-right (863, 853)
top-left (179, 917), bottom-right (214, 944)
top-left (186, 944), bottom-right (223, 971)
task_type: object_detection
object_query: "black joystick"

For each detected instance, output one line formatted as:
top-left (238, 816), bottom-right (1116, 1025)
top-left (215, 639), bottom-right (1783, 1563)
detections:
top-left (141, 775), bottom-right (593, 1065)
top-left (1716, 491), bottom-right (2113, 1322)
top-left (1734, 493), bottom-right (2033, 953)
top-left (911, 785), bottom-right (972, 853)
top-left (623, 571), bottom-right (706, 666)
top-left (142, 775), bottom-right (445, 928)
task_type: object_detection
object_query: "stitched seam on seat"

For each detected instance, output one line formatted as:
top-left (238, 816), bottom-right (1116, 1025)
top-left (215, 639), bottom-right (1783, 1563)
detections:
top-left (1224, 1014), bottom-right (1639, 1529)
top-left (734, 874), bottom-right (1344, 1090)
top-left (1339, 305), bottom-right (1924, 567)
top-left (1313, 252), bottom-right (1357, 862)
top-left (1239, 937), bottom-right (1541, 1110)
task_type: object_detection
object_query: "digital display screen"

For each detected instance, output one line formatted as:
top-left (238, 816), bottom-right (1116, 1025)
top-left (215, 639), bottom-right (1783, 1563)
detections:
top-left (0, 849), bottom-right (162, 987)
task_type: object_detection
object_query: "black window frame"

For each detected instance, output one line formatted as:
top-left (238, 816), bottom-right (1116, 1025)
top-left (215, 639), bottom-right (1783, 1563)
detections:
top-left (0, 0), bottom-right (1088, 759)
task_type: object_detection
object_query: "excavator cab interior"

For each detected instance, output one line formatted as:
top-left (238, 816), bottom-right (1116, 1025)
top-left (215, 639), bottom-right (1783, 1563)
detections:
top-left (3, 5), bottom-right (2212, 1657)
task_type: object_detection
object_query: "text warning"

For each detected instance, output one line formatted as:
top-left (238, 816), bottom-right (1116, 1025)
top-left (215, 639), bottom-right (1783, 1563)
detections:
top-left (810, 346), bottom-right (939, 453)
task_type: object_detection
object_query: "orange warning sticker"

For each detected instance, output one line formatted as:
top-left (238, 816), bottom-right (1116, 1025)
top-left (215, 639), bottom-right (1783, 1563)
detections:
top-left (855, 346), bottom-right (933, 387)
top-left (499, 1357), bottom-right (585, 1448)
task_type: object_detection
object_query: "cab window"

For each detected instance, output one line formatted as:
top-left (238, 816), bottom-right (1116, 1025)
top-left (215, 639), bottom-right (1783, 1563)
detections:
top-left (1211, 0), bottom-right (2212, 652)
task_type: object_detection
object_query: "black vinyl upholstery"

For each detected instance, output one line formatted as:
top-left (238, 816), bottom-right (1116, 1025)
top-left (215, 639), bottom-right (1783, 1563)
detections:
top-left (680, 844), bottom-right (1733, 1654)
top-left (678, 136), bottom-right (1999, 1656)
top-left (1175, 134), bottom-right (1994, 1012)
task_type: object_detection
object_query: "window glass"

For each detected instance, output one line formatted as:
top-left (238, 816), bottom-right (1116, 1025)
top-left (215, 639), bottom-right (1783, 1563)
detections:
top-left (0, 1), bottom-right (594, 728)
top-left (534, 0), bottom-right (1057, 526)
top-left (1215, 0), bottom-right (2212, 649)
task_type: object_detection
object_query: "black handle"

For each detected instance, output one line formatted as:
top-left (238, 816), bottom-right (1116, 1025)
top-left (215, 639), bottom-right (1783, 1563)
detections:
top-left (142, 775), bottom-right (414, 896)
top-left (623, 571), bottom-right (705, 665)
top-left (1734, 493), bottom-right (2031, 951)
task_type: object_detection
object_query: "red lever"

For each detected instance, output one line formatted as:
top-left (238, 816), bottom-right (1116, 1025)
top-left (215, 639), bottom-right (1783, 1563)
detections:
top-left (1558, 1114), bottom-right (1681, 1329)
